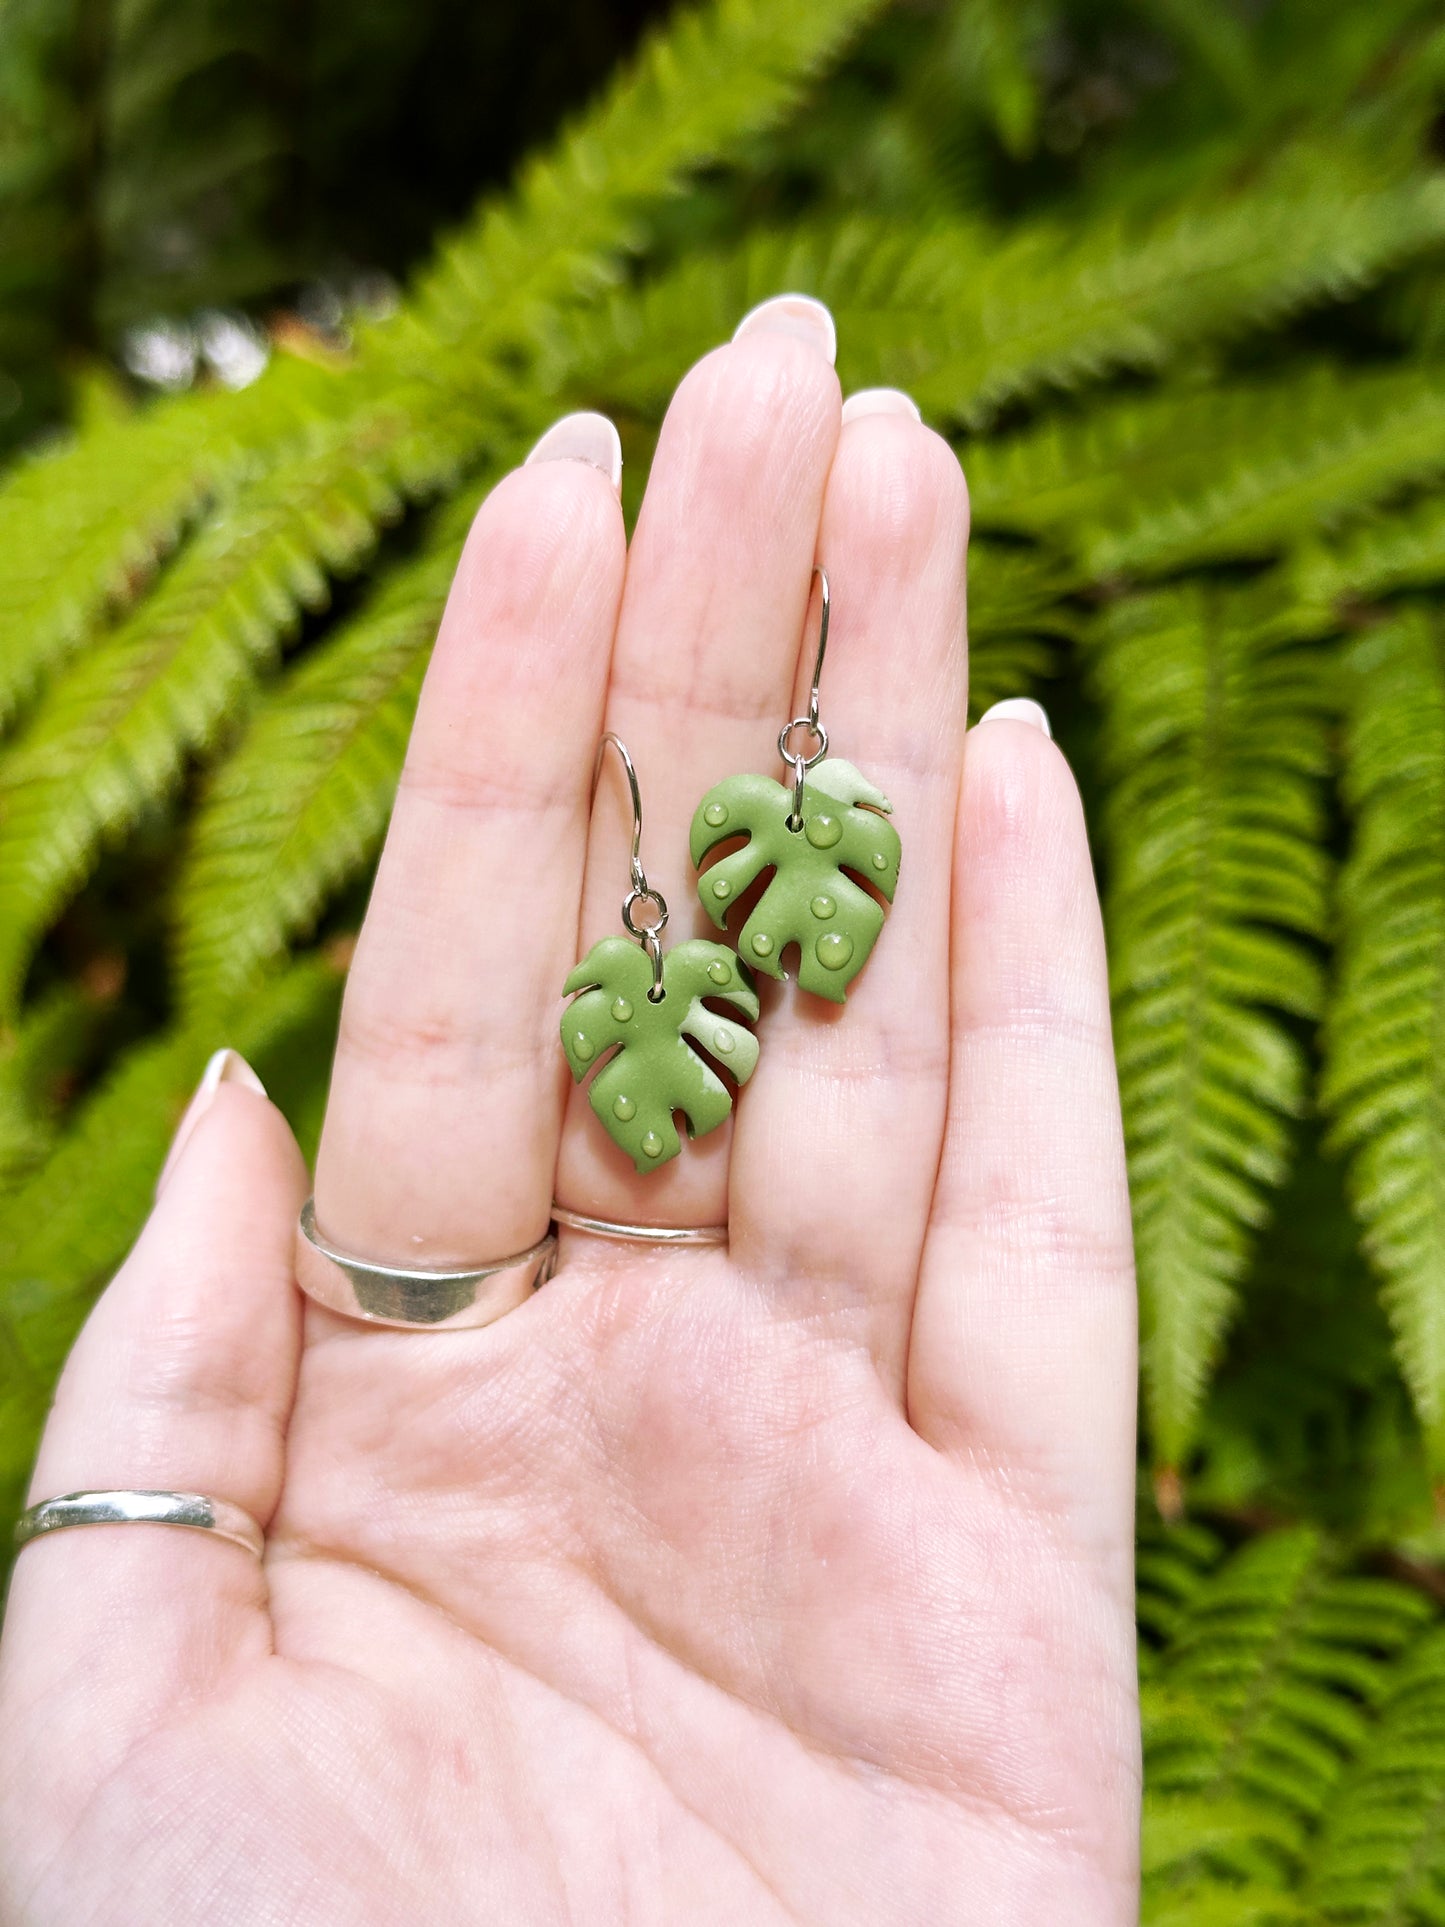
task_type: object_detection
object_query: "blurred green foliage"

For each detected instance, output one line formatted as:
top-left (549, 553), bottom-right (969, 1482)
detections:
top-left (5, 0), bottom-right (1445, 1913)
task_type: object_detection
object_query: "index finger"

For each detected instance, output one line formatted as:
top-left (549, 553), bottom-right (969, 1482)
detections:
top-left (314, 417), bottom-right (627, 1269)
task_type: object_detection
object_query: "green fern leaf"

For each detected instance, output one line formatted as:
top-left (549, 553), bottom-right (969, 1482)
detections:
top-left (967, 363), bottom-right (1445, 580)
top-left (1143, 1529), bottom-right (1433, 1907)
top-left (0, 980), bottom-right (108, 1185)
top-left (0, 358), bottom-right (342, 730)
top-left (572, 166), bottom-right (1445, 432)
top-left (1138, 1519), bottom-right (1229, 1659)
top-left (0, 405), bottom-right (431, 1017)
top-left (173, 499), bottom-right (477, 1016)
top-left (0, 954), bottom-right (345, 1526)
top-left (1097, 584), bottom-right (1331, 1472)
top-left (1294, 490), bottom-right (1445, 613)
top-left (1324, 609), bottom-right (1445, 1470)
top-left (397, 0), bottom-right (890, 359)
top-left (1309, 1624), bottom-right (1445, 1920)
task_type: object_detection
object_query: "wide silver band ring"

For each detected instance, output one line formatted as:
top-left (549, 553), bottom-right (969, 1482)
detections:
top-left (551, 1204), bottom-right (727, 1247)
top-left (296, 1199), bottom-right (557, 1330)
top-left (15, 1489), bottom-right (264, 1558)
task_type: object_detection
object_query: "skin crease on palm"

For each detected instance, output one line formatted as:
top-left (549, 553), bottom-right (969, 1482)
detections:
top-left (0, 296), bottom-right (1141, 1925)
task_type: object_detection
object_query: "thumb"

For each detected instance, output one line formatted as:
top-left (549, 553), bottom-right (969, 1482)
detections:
top-left (0, 1050), bottom-right (305, 1839)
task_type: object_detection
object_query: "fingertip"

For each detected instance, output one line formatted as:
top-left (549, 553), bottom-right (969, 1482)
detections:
top-left (823, 409), bottom-right (970, 595)
top-left (525, 410), bottom-right (624, 493)
top-left (976, 697), bottom-right (1052, 739)
top-left (439, 448), bottom-right (628, 682)
top-left (150, 1071), bottom-right (310, 1273)
top-left (732, 292), bottom-right (837, 364)
top-left (157, 1048), bottom-right (265, 1195)
top-left (963, 699), bottom-right (1079, 848)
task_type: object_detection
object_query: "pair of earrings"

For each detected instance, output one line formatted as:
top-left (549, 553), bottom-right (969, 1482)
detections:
top-left (560, 568), bottom-right (902, 1174)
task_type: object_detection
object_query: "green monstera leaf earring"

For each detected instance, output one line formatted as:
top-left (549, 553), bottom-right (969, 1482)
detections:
top-left (561, 735), bottom-right (760, 1173)
top-left (690, 568), bottom-right (901, 1003)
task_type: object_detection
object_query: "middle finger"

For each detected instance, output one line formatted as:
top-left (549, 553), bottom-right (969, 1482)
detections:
top-left (554, 297), bottom-right (842, 1231)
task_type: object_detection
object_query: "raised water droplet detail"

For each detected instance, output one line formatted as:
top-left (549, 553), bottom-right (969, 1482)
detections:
top-left (711, 877), bottom-right (732, 900)
top-left (572, 1031), bottom-right (595, 1061)
top-left (816, 931), bottom-right (855, 973)
top-left (610, 996), bottom-right (633, 1023)
top-left (707, 959), bottom-right (731, 985)
top-left (871, 851), bottom-right (888, 871)
top-left (810, 893), bottom-right (836, 920)
top-left (704, 801), bottom-right (728, 827)
top-left (612, 1094), bottom-right (636, 1121)
top-left (805, 812), bottom-right (842, 849)
top-left (641, 1130), bottom-right (664, 1159)
top-left (713, 1028), bottom-right (735, 1055)
top-left (751, 933), bottom-right (775, 958)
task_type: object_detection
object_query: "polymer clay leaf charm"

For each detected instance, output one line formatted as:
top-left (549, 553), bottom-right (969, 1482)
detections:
top-left (690, 757), bottom-right (901, 1003)
top-left (561, 935), bottom-right (760, 1172)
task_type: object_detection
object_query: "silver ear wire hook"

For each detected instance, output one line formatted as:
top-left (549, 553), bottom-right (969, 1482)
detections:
top-left (778, 565), bottom-right (831, 830)
top-left (595, 732), bottom-right (668, 999)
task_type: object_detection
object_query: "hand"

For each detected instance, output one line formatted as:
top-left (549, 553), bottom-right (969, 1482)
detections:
top-left (0, 298), bottom-right (1140, 1925)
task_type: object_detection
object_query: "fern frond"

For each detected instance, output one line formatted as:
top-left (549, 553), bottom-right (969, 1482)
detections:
top-left (1294, 491), bottom-right (1445, 613)
top-left (1143, 1530), bottom-right (1434, 1902)
top-left (392, 0), bottom-right (890, 360)
top-left (0, 357), bottom-right (343, 730)
top-left (1138, 1520), bottom-right (1229, 1660)
top-left (574, 166), bottom-right (1445, 430)
top-left (0, 954), bottom-right (344, 1494)
top-left (173, 496), bottom-right (482, 1015)
top-left (1143, 1885), bottom-right (1307, 1927)
top-left (963, 538), bottom-right (1078, 718)
top-left (1309, 1624), bottom-right (1445, 1920)
top-left (0, 981), bottom-right (107, 1185)
top-left (1096, 584), bottom-right (1331, 1471)
top-left (0, 397), bottom-right (456, 1017)
top-left (968, 364), bottom-right (1445, 579)
top-left (1323, 609), bottom-right (1445, 1469)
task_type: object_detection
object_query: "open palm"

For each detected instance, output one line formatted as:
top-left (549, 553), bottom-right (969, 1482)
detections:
top-left (0, 302), bottom-right (1140, 1924)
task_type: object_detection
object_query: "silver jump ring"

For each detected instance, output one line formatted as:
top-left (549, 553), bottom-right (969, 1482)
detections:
top-left (15, 1489), bottom-right (264, 1558)
top-left (621, 886), bottom-right (669, 941)
top-left (295, 1200), bottom-right (556, 1329)
top-left (777, 717), bottom-right (829, 768)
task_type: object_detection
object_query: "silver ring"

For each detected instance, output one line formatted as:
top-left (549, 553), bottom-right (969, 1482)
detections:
top-left (15, 1489), bottom-right (264, 1558)
top-left (551, 1204), bottom-right (727, 1247)
top-left (296, 1199), bottom-right (557, 1329)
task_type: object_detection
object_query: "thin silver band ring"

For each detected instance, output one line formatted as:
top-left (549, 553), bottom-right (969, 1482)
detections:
top-left (296, 1200), bottom-right (557, 1329)
top-left (15, 1489), bottom-right (264, 1558)
top-left (551, 1204), bottom-right (727, 1247)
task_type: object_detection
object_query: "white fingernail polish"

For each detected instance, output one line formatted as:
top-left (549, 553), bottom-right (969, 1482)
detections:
top-left (525, 411), bottom-right (623, 492)
top-left (732, 294), bottom-right (837, 365)
top-left (841, 387), bottom-right (922, 424)
top-left (157, 1049), bottom-right (266, 1193)
top-left (977, 698), bottom-right (1052, 740)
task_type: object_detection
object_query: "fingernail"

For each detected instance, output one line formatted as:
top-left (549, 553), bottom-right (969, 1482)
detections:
top-left (732, 293), bottom-right (837, 365)
top-left (157, 1048), bottom-right (266, 1194)
top-left (977, 697), bottom-right (1052, 740)
top-left (841, 387), bottom-right (921, 424)
top-left (525, 411), bottom-right (623, 492)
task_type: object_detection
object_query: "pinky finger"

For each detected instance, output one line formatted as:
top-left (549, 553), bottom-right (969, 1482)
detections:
top-left (0, 1052), bottom-right (305, 1831)
top-left (906, 711), bottom-right (1137, 1589)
